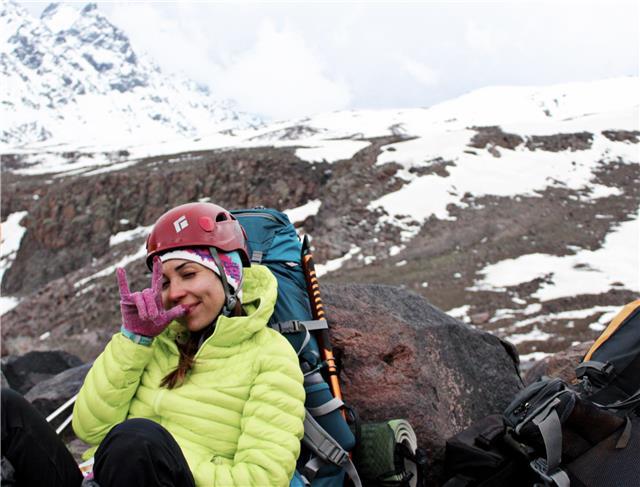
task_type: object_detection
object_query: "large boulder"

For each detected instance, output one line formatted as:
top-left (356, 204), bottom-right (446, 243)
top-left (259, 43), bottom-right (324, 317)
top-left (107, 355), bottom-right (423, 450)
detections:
top-left (1, 350), bottom-right (83, 394)
top-left (25, 362), bottom-right (92, 419)
top-left (323, 283), bottom-right (523, 484)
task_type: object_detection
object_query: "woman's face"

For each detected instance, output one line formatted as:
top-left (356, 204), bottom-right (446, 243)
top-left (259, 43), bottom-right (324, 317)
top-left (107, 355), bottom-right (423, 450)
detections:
top-left (161, 259), bottom-right (225, 332)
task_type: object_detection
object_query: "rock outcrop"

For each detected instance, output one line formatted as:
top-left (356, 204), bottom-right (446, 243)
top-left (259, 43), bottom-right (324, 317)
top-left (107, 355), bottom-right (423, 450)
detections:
top-left (25, 362), bottom-right (91, 418)
top-left (1, 350), bottom-right (83, 394)
top-left (2, 147), bottom-right (323, 296)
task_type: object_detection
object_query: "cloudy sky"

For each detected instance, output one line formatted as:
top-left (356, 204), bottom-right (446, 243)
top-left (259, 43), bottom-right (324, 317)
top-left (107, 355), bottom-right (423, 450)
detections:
top-left (21, 1), bottom-right (639, 121)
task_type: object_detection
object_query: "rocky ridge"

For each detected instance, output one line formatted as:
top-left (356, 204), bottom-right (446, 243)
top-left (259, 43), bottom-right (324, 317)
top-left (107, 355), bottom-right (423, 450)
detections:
top-left (2, 124), bottom-right (639, 362)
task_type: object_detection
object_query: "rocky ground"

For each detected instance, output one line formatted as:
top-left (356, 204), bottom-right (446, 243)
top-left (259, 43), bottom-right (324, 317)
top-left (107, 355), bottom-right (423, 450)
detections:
top-left (1, 129), bottom-right (638, 365)
top-left (324, 157), bottom-right (639, 362)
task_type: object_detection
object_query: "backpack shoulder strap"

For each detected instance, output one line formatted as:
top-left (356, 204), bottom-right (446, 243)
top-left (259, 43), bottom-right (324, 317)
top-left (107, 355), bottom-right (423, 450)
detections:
top-left (531, 400), bottom-right (564, 475)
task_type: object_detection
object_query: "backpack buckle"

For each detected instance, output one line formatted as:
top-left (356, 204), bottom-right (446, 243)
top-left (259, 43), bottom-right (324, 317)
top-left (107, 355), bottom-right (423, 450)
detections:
top-left (271, 320), bottom-right (304, 334)
top-left (318, 438), bottom-right (348, 466)
top-left (251, 250), bottom-right (263, 263)
top-left (529, 458), bottom-right (569, 487)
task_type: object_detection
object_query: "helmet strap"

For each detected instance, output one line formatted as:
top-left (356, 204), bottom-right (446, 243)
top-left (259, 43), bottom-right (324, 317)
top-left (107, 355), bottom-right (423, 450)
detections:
top-left (208, 247), bottom-right (238, 317)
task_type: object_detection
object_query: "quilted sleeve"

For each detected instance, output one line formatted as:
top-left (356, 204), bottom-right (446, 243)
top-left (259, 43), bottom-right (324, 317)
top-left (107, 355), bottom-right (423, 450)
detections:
top-left (193, 334), bottom-right (306, 486)
top-left (72, 332), bottom-right (154, 446)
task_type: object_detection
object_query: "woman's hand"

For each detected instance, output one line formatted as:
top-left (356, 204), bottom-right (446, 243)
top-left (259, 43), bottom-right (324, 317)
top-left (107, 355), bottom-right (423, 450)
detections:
top-left (117, 257), bottom-right (186, 337)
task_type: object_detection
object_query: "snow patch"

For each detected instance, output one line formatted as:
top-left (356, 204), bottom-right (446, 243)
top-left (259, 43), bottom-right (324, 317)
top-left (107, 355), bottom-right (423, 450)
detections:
top-left (519, 351), bottom-right (552, 362)
top-left (0, 296), bottom-right (21, 316)
top-left (490, 308), bottom-right (517, 322)
top-left (447, 304), bottom-right (470, 322)
top-left (474, 211), bottom-right (640, 301)
top-left (368, 105), bottom-right (638, 241)
top-left (315, 246), bottom-right (360, 277)
top-left (74, 244), bottom-right (146, 289)
top-left (109, 225), bottom-right (152, 247)
top-left (1, 211), bottom-right (28, 293)
top-left (586, 184), bottom-right (622, 199)
top-left (0, 219), bottom-right (24, 314)
top-left (389, 244), bottom-right (405, 257)
top-left (285, 200), bottom-right (322, 224)
top-left (295, 140), bottom-right (370, 164)
top-left (524, 303), bottom-right (542, 314)
top-left (508, 305), bottom-right (621, 330)
top-left (507, 327), bottom-right (552, 345)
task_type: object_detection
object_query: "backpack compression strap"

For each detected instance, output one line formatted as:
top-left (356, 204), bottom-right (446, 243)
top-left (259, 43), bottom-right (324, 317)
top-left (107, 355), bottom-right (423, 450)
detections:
top-left (270, 320), bottom-right (328, 357)
top-left (575, 360), bottom-right (614, 388)
top-left (597, 388), bottom-right (640, 412)
top-left (527, 399), bottom-right (570, 487)
top-left (302, 411), bottom-right (362, 487)
top-left (271, 320), bottom-right (329, 333)
top-left (577, 361), bottom-right (640, 411)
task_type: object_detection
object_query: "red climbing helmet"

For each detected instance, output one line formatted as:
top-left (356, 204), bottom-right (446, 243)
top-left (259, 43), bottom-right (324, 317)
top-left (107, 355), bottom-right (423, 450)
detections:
top-left (146, 202), bottom-right (250, 269)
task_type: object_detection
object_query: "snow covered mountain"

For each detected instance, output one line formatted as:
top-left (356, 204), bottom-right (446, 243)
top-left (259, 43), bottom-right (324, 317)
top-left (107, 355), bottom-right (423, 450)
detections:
top-left (0, 1), bottom-right (260, 149)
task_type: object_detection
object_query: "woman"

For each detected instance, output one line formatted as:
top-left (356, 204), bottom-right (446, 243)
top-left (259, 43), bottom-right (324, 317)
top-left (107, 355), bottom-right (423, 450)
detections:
top-left (2, 202), bottom-right (306, 487)
top-left (75, 201), bottom-right (306, 486)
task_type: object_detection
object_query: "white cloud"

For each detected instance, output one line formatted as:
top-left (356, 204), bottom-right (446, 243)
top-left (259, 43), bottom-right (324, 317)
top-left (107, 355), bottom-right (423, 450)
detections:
top-left (21, 1), bottom-right (639, 118)
top-left (464, 19), bottom-right (500, 54)
top-left (400, 56), bottom-right (440, 86)
top-left (213, 20), bottom-right (352, 120)
top-left (106, 3), bottom-right (222, 84)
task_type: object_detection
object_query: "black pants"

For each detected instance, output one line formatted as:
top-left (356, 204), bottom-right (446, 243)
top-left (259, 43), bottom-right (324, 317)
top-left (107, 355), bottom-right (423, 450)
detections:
top-left (1, 388), bottom-right (195, 487)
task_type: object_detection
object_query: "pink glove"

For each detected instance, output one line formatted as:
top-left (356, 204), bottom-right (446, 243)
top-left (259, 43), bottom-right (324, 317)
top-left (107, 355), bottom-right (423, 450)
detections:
top-left (116, 256), bottom-right (186, 337)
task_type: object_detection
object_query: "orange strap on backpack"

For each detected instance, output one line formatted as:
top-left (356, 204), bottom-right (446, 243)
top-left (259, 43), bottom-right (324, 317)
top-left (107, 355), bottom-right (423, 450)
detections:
top-left (301, 237), bottom-right (346, 418)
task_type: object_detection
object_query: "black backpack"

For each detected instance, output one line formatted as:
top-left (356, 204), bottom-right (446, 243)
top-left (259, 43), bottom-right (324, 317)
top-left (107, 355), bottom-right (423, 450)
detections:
top-left (503, 377), bottom-right (638, 487)
top-left (444, 376), bottom-right (639, 487)
top-left (442, 414), bottom-right (537, 487)
top-left (576, 299), bottom-right (640, 415)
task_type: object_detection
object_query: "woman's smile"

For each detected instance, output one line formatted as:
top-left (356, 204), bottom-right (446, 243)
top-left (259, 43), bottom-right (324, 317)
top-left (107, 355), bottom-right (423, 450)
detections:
top-left (161, 260), bottom-right (225, 332)
top-left (184, 302), bottom-right (198, 314)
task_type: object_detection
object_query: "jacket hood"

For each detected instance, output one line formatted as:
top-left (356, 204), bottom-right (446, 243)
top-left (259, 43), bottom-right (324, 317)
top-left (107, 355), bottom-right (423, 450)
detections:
top-left (162, 264), bottom-right (276, 350)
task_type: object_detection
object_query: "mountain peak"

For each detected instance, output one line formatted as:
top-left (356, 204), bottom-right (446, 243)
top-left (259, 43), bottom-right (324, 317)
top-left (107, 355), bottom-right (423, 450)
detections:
top-left (81, 3), bottom-right (98, 15)
top-left (0, 0), bottom-right (31, 28)
top-left (40, 3), bottom-right (79, 32)
top-left (1, 1), bottom-right (261, 148)
top-left (40, 2), bottom-right (115, 36)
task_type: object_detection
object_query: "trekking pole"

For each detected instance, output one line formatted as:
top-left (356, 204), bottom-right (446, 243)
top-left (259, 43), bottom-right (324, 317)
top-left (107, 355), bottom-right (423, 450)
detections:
top-left (301, 235), bottom-right (344, 407)
top-left (46, 393), bottom-right (78, 435)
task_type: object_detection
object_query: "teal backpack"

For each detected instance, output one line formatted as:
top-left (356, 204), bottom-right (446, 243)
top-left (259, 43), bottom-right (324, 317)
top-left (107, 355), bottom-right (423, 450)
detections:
top-left (231, 208), bottom-right (360, 487)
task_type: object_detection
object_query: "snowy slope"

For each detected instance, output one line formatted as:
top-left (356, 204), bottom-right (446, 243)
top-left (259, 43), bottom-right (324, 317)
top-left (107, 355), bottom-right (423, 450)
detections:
top-left (0, 1), bottom-right (260, 149)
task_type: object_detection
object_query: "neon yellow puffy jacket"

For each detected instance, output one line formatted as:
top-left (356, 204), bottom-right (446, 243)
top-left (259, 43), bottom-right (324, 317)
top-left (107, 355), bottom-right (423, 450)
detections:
top-left (72, 264), bottom-right (305, 486)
